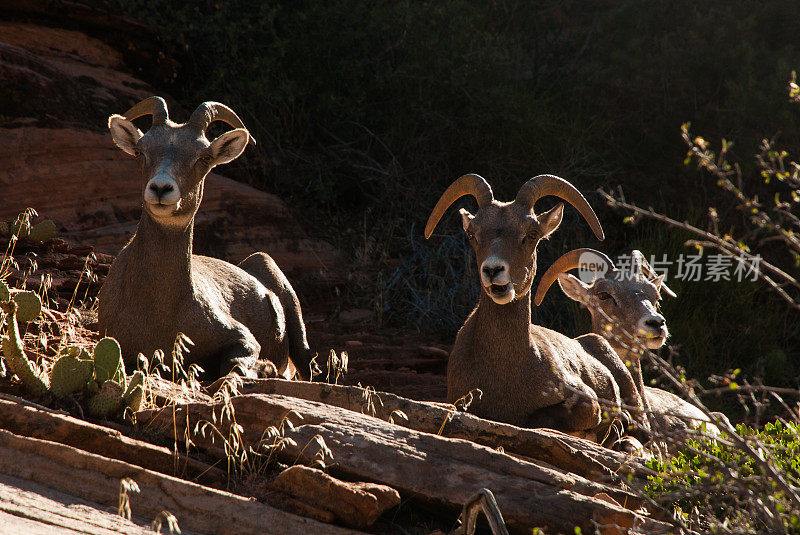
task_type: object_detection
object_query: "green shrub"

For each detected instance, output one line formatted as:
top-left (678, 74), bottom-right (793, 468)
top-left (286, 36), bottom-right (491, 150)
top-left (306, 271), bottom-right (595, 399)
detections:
top-left (646, 421), bottom-right (800, 532)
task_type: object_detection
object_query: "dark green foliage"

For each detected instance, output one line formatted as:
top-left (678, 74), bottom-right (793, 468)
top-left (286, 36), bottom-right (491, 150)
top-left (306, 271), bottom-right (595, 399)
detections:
top-left (382, 228), bottom-right (478, 333)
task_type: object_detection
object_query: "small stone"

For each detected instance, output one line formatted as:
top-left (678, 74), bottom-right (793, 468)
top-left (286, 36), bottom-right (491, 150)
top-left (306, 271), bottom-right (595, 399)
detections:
top-left (271, 465), bottom-right (400, 528)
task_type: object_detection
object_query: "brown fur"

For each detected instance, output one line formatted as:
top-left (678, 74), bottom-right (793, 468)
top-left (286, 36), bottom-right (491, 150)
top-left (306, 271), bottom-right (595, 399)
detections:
top-left (98, 105), bottom-right (315, 380)
top-left (443, 196), bottom-right (636, 438)
top-left (557, 254), bottom-right (722, 436)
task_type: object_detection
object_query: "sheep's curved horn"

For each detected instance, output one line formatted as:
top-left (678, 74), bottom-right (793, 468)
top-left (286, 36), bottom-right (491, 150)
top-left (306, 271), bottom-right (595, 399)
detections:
top-left (534, 248), bottom-right (616, 306)
top-left (631, 250), bottom-right (676, 297)
top-left (425, 174), bottom-right (494, 239)
top-left (515, 175), bottom-right (604, 241)
top-left (123, 96), bottom-right (169, 127)
top-left (188, 101), bottom-right (256, 145)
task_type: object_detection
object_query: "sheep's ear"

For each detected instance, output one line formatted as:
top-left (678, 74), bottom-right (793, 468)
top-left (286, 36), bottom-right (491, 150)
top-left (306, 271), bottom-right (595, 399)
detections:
top-left (108, 115), bottom-right (142, 156)
top-left (652, 274), bottom-right (677, 298)
top-left (558, 273), bottom-right (590, 304)
top-left (208, 129), bottom-right (250, 165)
top-left (539, 203), bottom-right (564, 238)
top-left (459, 208), bottom-right (475, 233)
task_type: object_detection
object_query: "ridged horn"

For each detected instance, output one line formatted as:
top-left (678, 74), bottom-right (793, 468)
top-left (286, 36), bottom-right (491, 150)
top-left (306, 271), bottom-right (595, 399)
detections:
top-left (534, 248), bottom-right (616, 306)
top-left (631, 250), bottom-right (676, 297)
top-left (187, 101), bottom-right (256, 145)
top-left (514, 175), bottom-right (604, 241)
top-left (123, 96), bottom-right (169, 127)
top-left (424, 174), bottom-right (494, 239)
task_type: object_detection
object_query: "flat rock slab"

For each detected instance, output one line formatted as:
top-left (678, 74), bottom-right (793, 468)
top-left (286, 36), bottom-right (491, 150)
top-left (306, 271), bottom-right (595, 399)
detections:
top-left (272, 465), bottom-right (400, 528)
top-left (240, 378), bottom-right (647, 480)
top-left (137, 393), bottom-right (670, 534)
top-left (0, 398), bottom-right (226, 487)
top-left (0, 428), bottom-right (362, 535)
top-left (0, 473), bottom-right (161, 535)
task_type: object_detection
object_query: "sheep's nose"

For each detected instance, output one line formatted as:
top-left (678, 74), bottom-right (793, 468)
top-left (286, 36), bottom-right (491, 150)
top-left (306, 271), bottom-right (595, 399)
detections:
top-left (144, 176), bottom-right (180, 205)
top-left (644, 315), bottom-right (666, 329)
top-left (482, 264), bottom-right (505, 279)
top-left (149, 182), bottom-right (174, 200)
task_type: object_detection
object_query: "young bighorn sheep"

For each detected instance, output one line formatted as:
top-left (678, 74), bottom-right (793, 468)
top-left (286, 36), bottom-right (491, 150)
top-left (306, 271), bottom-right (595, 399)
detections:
top-left (425, 174), bottom-right (642, 438)
top-left (99, 96), bottom-right (316, 380)
top-left (535, 248), bottom-right (720, 436)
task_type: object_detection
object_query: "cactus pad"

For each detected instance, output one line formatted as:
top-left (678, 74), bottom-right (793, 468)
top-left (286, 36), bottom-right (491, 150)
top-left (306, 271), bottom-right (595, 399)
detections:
top-left (88, 380), bottom-right (123, 418)
top-left (12, 291), bottom-right (42, 322)
top-left (1, 302), bottom-right (49, 396)
top-left (124, 384), bottom-right (144, 412)
top-left (93, 337), bottom-right (125, 385)
top-left (50, 354), bottom-right (93, 398)
top-left (28, 219), bottom-right (56, 243)
top-left (123, 371), bottom-right (145, 411)
top-left (60, 345), bottom-right (92, 361)
top-left (0, 280), bottom-right (9, 302)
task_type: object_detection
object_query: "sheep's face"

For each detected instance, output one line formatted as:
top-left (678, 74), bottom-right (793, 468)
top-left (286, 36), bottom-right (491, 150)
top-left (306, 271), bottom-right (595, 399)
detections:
top-left (109, 117), bottom-right (249, 228)
top-left (559, 270), bottom-right (669, 350)
top-left (460, 201), bottom-right (563, 304)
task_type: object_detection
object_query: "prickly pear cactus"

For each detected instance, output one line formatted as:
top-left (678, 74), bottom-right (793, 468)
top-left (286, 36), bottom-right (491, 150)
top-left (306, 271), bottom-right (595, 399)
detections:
top-left (12, 291), bottom-right (42, 323)
top-left (28, 219), bottom-right (56, 243)
top-left (1, 299), bottom-right (49, 396)
top-left (0, 282), bottom-right (145, 413)
top-left (93, 337), bottom-right (125, 386)
top-left (88, 380), bottom-right (123, 418)
top-left (50, 353), bottom-right (93, 398)
top-left (123, 371), bottom-right (144, 412)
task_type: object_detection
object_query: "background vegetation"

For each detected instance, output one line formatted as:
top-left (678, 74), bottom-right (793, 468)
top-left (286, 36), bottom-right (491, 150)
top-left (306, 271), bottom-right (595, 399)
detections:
top-left (115, 0), bottom-right (800, 399)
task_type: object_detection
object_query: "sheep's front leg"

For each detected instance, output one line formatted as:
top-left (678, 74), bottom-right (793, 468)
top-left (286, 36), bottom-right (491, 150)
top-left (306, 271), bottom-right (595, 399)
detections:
top-left (525, 381), bottom-right (601, 433)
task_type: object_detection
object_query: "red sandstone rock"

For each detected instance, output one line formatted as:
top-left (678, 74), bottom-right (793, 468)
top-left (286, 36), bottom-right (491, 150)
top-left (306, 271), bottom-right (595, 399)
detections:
top-left (271, 465), bottom-right (400, 528)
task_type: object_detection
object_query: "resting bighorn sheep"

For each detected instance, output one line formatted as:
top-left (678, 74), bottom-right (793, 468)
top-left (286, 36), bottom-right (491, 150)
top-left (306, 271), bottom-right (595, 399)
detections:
top-left (98, 96), bottom-right (316, 380)
top-left (425, 174), bottom-right (642, 439)
top-left (535, 248), bottom-right (720, 436)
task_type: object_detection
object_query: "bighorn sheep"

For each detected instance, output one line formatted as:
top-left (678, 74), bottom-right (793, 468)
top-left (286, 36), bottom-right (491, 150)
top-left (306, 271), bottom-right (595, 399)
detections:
top-left (535, 248), bottom-right (720, 436)
top-left (425, 174), bottom-right (643, 439)
top-left (99, 96), bottom-right (316, 380)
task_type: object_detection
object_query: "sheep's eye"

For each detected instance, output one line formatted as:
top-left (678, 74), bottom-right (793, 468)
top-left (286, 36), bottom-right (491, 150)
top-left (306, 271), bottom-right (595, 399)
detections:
top-left (466, 232), bottom-right (475, 241)
top-left (597, 292), bottom-right (616, 305)
top-left (133, 148), bottom-right (142, 158)
top-left (199, 155), bottom-right (213, 165)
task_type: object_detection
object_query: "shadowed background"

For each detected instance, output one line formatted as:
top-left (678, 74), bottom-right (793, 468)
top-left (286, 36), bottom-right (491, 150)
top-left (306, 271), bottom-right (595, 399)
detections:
top-left (2, 0), bottom-right (799, 396)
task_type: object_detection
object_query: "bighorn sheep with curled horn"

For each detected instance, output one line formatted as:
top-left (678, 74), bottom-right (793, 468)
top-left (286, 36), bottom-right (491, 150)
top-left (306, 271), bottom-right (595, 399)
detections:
top-left (425, 174), bottom-right (643, 439)
top-left (99, 96), bottom-right (317, 380)
top-left (535, 249), bottom-right (721, 436)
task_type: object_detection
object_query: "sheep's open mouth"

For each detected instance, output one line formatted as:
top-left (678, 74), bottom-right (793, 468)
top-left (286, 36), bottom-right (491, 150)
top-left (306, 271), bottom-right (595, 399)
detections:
top-left (638, 331), bottom-right (667, 348)
top-left (489, 283), bottom-right (512, 295)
